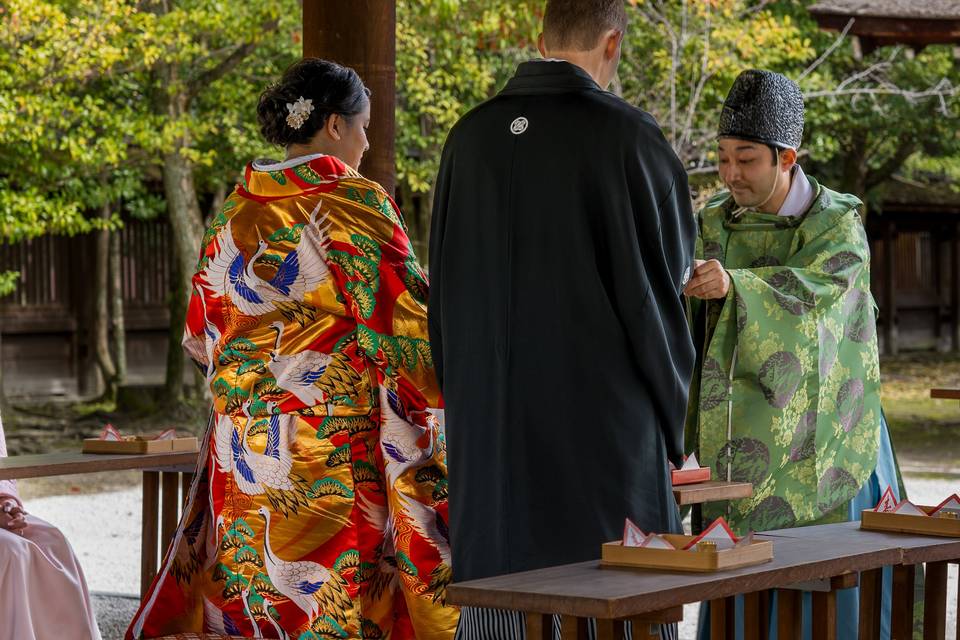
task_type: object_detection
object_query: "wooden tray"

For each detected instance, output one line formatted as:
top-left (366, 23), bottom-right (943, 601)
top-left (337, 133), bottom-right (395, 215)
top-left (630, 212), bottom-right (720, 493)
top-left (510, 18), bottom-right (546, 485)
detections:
top-left (82, 437), bottom-right (198, 455)
top-left (671, 467), bottom-right (711, 486)
top-left (861, 507), bottom-right (960, 537)
top-left (601, 535), bottom-right (773, 573)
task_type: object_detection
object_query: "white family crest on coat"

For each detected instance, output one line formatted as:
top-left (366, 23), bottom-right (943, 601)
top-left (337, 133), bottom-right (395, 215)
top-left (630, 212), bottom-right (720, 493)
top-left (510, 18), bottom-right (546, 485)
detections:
top-left (286, 97), bottom-right (314, 130)
top-left (199, 199), bottom-right (332, 318)
top-left (510, 117), bottom-right (528, 135)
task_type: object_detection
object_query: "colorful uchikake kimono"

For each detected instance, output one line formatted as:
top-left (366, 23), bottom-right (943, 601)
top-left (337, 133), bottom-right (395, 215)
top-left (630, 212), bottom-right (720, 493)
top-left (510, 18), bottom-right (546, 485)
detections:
top-left (127, 154), bottom-right (458, 640)
top-left (688, 176), bottom-right (884, 534)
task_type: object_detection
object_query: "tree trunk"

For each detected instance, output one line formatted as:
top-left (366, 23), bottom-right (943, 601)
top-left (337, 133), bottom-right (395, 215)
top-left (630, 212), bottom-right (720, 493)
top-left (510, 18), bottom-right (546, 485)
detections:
top-left (208, 182), bottom-right (228, 227)
top-left (110, 228), bottom-right (126, 385)
top-left (93, 201), bottom-right (118, 402)
top-left (164, 251), bottom-right (187, 404)
top-left (160, 82), bottom-right (206, 405)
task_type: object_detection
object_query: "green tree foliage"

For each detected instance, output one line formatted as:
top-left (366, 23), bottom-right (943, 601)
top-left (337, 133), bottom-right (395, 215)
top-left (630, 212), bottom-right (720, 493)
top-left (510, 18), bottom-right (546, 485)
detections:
top-left (395, 0), bottom-right (541, 253)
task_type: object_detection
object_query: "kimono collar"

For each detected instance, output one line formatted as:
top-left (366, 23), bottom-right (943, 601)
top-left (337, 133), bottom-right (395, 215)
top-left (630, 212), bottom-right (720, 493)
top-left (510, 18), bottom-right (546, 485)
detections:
top-left (501, 60), bottom-right (602, 95)
top-left (778, 165), bottom-right (817, 217)
top-left (238, 153), bottom-right (354, 202)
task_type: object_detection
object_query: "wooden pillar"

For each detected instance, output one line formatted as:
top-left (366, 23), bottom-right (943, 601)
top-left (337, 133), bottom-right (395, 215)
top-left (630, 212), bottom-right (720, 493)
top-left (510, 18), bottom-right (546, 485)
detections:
top-left (891, 564), bottom-right (916, 640)
top-left (883, 219), bottom-right (898, 355)
top-left (923, 561), bottom-right (948, 640)
top-left (302, 0), bottom-right (397, 195)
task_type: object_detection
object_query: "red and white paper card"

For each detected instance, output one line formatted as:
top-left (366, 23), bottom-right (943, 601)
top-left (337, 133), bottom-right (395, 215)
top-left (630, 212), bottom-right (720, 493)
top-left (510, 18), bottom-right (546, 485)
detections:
top-left (669, 453), bottom-right (703, 472)
top-left (683, 517), bottom-right (741, 551)
top-left (638, 533), bottom-right (676, 550)
top-left (875, 486), bottom-right (899, 513)
top-left (931, 494), bottom-right (960, 516)
top-left (98, 424), bottom-right (123, 441)
top-left (623, 518), bottom-right (646, 547)
top-left (680, 452), bottom-right (701, 471)
top-left (891, 500), bottom-right (928, 517)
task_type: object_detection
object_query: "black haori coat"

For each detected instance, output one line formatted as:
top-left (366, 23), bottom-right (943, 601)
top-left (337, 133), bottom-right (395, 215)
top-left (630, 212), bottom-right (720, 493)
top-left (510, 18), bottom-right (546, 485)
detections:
top-left (428, 60), bottom-right (697, 582)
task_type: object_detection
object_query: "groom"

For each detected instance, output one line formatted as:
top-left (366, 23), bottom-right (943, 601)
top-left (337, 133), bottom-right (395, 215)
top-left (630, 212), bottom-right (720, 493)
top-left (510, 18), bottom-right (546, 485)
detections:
top-left (429, 1), bottom-right (696, 636)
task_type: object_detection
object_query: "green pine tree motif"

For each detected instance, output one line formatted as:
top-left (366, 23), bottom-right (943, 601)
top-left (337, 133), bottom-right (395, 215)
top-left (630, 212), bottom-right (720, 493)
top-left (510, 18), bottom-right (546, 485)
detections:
top-left (356, 324), bottom-right (379, 355)
top-left (395, 551), bottom-right (418, 577)
top-left (253, 376), bottom-right (284, 399)
top-left (345, 186), bottom-right (364, 205)
top-left (345, 280), bottom-right (376, 319)
top-left (403, 259), bottom-right (428, 304)
top-left (414, 338), bottom-right (433, 368)
top-left (326, 443), bottom-right (351, 468)
top-left (378, 335), bottom-right (404, 371)
top-left (307, 478), bottom-right (355, 499)
top-left (325, 249), bottom-right (356, 276)
top-left (255, 252), bottom-right (284, 269)
top-left (394, 335), bottom-right (420, 369)
top-left (333, 549), bottom-right (360, 574)
top-left (267, 224), bottom-right (305, 243)
top-left (212, 378), bottom-right (232, 398)
top-left (225, 388), bottom-right (251, 413)
top-left (349, 254), bottom-right (380, 292)
top-left (350, 234), bottom-right (381, 261)
top-left (316, 352), bottom-right (362, 403)
top-left (237, 358), bottom-right (268, 376)
top-left (293, 163), bottom-right (325, 185)
top-left (353, 460), bottom-right (381, 484)
top-left (247, 418), bottom-right (270, 437)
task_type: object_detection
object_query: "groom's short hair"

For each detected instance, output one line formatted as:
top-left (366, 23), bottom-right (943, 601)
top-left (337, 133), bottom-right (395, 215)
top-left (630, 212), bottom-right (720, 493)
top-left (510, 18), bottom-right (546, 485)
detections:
top-left (543, 0), bottom-right (627, 51)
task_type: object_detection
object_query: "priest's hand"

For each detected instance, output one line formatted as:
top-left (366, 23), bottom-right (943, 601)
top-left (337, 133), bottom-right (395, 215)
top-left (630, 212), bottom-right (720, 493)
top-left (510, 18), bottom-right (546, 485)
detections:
top-left (684, 259), bottom-right (730, 300)
top-left (0, 498), bottom-right (27, 533)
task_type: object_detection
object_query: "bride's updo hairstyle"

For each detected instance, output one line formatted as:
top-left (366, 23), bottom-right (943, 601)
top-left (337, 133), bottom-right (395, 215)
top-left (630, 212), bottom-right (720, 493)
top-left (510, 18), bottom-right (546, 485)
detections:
top-left (257, 58), bottom-right (370, 146)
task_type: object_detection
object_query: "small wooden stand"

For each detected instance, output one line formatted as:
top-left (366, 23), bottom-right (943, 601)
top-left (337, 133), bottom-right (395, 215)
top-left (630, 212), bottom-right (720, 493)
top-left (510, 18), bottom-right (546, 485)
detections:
top-left (860, 507), bottom-right (960, 537)
top-left (671, 466), bottom-right (712, 486)
top-left (601, 536), bottom-right (773, 573)
top-left (82, 436), bottom-right (198, 455)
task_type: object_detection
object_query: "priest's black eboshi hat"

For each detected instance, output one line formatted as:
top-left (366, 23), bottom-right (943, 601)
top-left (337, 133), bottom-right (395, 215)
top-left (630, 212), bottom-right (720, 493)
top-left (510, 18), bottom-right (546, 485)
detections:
top-left (718, 69), bottom-right (804, 150)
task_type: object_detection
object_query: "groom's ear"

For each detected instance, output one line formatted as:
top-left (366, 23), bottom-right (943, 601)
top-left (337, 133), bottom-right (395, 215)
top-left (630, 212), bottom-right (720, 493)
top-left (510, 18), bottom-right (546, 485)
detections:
top-left (537, 32), bottom-right (547, 58)
top-left (603, 29), bottom-right (623, 61)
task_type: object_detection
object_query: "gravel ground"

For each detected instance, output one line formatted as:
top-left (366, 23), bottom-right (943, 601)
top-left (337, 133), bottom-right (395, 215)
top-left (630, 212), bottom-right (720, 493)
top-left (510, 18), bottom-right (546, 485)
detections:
top-left (18, 474), bottom-right (960, 640)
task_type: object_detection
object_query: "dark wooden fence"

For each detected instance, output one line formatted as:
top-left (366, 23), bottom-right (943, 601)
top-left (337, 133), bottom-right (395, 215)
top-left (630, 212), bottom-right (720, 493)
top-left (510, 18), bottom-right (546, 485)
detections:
top-left (0, 219), bottom-right (174, 396)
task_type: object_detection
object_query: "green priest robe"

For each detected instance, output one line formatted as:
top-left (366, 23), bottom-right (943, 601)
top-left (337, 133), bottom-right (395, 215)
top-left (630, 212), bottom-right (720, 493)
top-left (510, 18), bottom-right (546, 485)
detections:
top-left (688, 176), bottom-right (881, 534)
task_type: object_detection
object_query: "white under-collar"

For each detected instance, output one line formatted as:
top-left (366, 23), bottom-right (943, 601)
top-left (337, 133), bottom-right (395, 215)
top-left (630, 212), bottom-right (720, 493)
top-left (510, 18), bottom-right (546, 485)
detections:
top-left (252, 153), bottom-right (326, 172)
top-left (778, 164), bottom-right (816, 217)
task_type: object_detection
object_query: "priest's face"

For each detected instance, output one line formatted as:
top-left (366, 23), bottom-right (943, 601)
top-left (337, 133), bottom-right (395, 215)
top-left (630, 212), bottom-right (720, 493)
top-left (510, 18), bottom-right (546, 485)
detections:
top-left (717, 138), bottom-right (780, 209)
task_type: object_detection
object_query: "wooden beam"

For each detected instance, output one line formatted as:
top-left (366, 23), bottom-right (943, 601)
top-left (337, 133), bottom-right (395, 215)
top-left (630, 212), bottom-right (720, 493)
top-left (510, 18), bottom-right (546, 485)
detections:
top-left (811, 13), bottom-right (960, 45)
top-left (302, 0), bottom-right (397, 195)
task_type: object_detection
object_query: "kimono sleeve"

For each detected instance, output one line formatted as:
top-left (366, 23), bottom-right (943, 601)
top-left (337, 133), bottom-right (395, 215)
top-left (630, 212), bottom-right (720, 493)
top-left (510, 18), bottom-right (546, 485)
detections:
top-left (326, 185), bottom-right (441, 410)
top-left (725, 208), bottom-right (871, 328)
top-left (614, 147), bottom-right (697, 466)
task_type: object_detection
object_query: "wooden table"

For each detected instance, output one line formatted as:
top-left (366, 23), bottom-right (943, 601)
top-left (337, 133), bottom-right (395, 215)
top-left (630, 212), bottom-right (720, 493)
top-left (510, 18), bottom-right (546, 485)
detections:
top-left (447, 521), bottom-right (960, 640)
top-left (0, 450), bottom-right (199, 596)
top-left (931, 388), bottom-right (960, 400)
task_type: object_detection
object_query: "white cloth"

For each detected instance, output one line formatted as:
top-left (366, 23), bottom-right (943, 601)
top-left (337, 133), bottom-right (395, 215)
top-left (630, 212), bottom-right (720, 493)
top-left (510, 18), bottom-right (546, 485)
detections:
top-left (0, 414), bottom-right (102, 639)
top-left (778, 164), bottom-right (816, 217)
